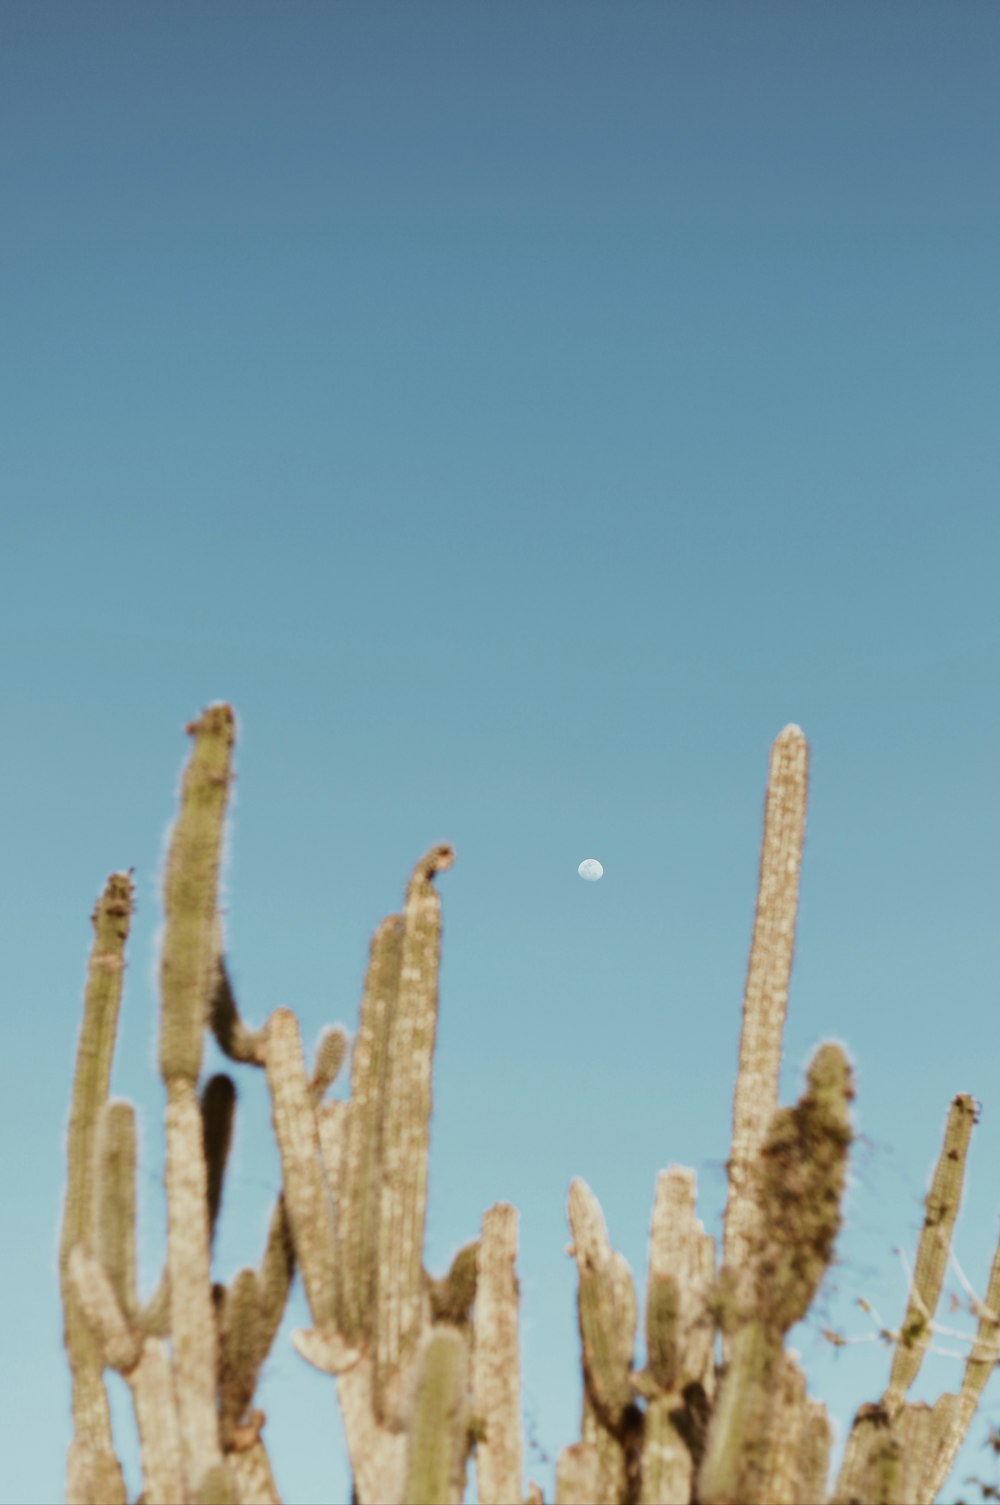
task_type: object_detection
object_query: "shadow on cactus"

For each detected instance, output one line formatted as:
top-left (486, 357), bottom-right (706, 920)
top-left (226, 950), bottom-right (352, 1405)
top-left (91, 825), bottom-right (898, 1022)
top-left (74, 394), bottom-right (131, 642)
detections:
top-left (60, 704), bottom-right (1000, 1504)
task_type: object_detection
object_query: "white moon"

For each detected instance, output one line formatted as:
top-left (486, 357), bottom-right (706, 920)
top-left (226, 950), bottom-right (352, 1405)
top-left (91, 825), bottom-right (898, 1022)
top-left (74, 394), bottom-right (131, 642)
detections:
top-left (578, 858), bottom-right (604, 881)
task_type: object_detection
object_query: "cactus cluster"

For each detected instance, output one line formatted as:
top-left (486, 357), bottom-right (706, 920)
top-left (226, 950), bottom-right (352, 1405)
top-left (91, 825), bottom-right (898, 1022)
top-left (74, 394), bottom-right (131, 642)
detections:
top-left (61, 705), bottom-right (1000, 1504)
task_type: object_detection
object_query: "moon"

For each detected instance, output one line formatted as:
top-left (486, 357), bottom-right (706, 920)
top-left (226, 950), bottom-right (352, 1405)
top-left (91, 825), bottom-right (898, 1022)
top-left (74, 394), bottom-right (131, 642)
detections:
top-left (578, 858), bottom-right (604, 881)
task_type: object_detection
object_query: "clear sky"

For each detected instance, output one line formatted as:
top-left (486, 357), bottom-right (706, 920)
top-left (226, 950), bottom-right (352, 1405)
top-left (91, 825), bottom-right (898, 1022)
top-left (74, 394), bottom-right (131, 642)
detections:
top-left (3, 4), bottom-right (999, 1503)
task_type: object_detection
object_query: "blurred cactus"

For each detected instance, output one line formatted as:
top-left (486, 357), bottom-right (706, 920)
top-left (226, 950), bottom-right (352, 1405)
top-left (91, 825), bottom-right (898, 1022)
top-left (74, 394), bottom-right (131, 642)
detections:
top-left (61, 707), bottom-right (1000, 1504)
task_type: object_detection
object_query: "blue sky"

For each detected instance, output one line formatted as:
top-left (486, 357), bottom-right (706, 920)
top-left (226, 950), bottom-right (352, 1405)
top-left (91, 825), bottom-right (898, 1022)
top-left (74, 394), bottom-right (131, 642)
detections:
top-left (2, 4), bottom-right (999, 1502)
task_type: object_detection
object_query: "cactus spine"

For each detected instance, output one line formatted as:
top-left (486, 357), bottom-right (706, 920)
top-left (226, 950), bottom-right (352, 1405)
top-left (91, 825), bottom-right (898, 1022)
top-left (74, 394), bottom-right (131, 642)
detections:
top-left (61, 707), bottom-right (1000, 1504)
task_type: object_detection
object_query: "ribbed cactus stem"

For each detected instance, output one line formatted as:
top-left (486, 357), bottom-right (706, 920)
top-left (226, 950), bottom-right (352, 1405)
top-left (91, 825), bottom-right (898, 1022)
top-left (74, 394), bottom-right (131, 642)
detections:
top-left (208, 910), bottom-right (267, 1066)
top-left (700, 1043), bottom-right (852, 1505)
top-left (165, 1078), bottom-right (224, 1485)
top-left (95, 1100), bottom-right (139, 1325)
top-left (755, 1041), bottom-right (854, 1333)
top-left (256, 1195), bottom-right (296, 1351)
top-left (217, 1268), bottom-right (263, 1443)
top-left (644, 1167), bottom-right (715, 1398)
top-left (68, 1245), bottom-right (143, 1373)
top-left (639, 1397), bottom-right (694, 1505)
top-left (150, 708), bottom-right (233, 1490)
top-left (567, 1178), bottom-right (637, 1433)
top-left (473, 1204), bottom-right (524, 1505)
top-left (724, 724), bottom-right (808, 1324)
top-left (339, 913), bottom-right (404, 1341)
top-left (158, 703), bottom-right (236, 1085)
top-left (201, 1073), bottom-right (236, 1247)
top-left (62, 873), bottom-right (135, 1277)
top-left (375, 845), bottom-right (454, 1424)
top-left (310, 1025), bottom-right (349, 1103)
top-left (923, 1215), bottom-right (1000, 1501)
top-left (883, 1092), bottom-right (976, 1412)
top-left (264, 1007), bottom-right (339, 1331)
top-left (402, 1325), bottom-right (471, 1505)
top-left (67, 1244), bottom-right (188, 1504)
top-left (61, 870), bottom-right (134, 1505)
top-left (429, 1241), bottom-right (479, 1325)
top-left (698, 1317), bottom-right (783, 1505)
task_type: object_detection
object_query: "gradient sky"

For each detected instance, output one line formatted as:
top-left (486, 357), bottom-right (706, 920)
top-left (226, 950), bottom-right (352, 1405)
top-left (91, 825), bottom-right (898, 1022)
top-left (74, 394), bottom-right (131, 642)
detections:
top-left (3, 5), bottom-right (999, 1503)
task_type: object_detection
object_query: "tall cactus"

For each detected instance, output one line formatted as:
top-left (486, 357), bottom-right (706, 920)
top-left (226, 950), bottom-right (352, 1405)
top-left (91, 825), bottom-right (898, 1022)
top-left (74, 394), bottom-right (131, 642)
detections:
top-left (61, 706), bottom-right (1000, 1504)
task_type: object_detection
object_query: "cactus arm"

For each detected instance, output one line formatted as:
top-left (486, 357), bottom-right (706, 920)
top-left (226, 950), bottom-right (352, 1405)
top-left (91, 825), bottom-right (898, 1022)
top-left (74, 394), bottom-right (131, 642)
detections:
top-left (403, 1325), bottom-right (471, 1505)
top-left (68, 1245), bottom-right (143, 1372)
top-left (208, 920), bottom-right (268, 1067)
top-left (375, 845), bottom-right (454, 1424)
top-left (723, 725), bottom-right (808, 1321)
top-left (310, 1026), bottom-right (349, 1104)
top-left (138, 1263), bottom-right (171, 1336)
top-left (643, 1167), bottom-right (716, 1399)
top-left (217, 1269), bottom-right (263, 1445)
top-left (201, 1073), bottom-right (236, 1249)
top-left (635, 1170), bottom-right (717, 1505)
top-left (68, 1244), bottom-right (188, 1503)
top-left (834, 1096), bottom-right (980, 1503)
top-left (264, 1007), bottom-right (339, 1330)
top-left (883, 1093), bottom-right (977, 1411)
top-left (700, 1043), bottom-right (852, 1505)
top-left (833, 1098), bottom-right (994, 1504)
top-left (153, 706), bottom-right (234, 1487)
top-left (317, 1098), bottom-right (348, 1210)
top-left (339, 914), bottom-right (405, 1343)
top-left (95, 1100), bottom-right (139, 1326)
top-left (922, 1217), bottom-right (1000, 1502)
top-left (472, 1204), bottom-right (524, 1505)
top-left (62, 872), bottom-right (134, 1277)
top-left (429, 1240), bottom-right (479, 1325)
top-left (567, 1179), bottom-right (637, 1433)
top-left (60, 871), bottom-right (135, 1503)
top-left (265, 1010), bottom-right (363, 1375)
top-left (158, 704), bottom-right (236, 1084)
top-left (755, 1042), bottom-right (854, 1332)
top-left (256, 1192), bottom-right (296, 1353)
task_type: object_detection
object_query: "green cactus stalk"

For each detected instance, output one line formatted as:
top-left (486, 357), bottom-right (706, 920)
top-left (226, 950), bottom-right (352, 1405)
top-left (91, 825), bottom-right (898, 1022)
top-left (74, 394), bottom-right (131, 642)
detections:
top-left (568, 1179), bottom-right (637, 1434)
top-left (60, 870), bottom-right (135, 1505)
top-left (922, 1227), bottom-right (1000, 1501)
top-left (883, 1093), bottom-right (977, 1412)
top-left (264, 1007), bottom-right (341, 1336)
top-left (472, 1203), bottom-right (525, 1505)
top-left (158, 704), bottom-right (236, 1085)
top-left (310, 1026), bottom-right (349, 1104)
top-left (723, 724), bottom-right (809, 1335)
top-left (402, 1325), bottom-right (471, 1505)
top-left (94, 1100), bottom-right (139, 1327)
top-left (375, 845), bottom-right (455, 1425)
top-left (338, 913), bottom-right (406, 1343)
top-left (158, 706), bottom-right (235, 1492)
top-left (832, 1093), bottom-right (1000, 1505)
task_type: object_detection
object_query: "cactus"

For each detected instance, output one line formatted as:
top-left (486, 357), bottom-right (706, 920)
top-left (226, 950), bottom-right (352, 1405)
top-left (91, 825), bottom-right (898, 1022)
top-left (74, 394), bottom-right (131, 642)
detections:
top-left (61, 705), bottom-right (1000, 1503)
